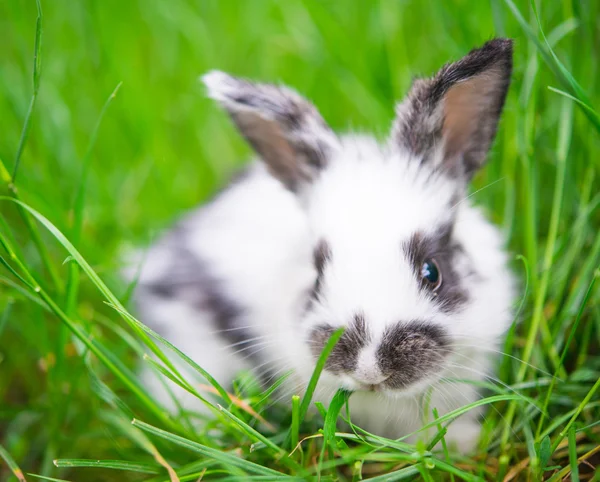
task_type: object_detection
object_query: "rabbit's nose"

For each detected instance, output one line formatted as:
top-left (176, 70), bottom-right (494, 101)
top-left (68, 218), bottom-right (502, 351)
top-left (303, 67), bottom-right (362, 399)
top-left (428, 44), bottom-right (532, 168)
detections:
top-left (350, 372), bottom-right (390, 392)
top-left (351, 368), bottom-right (388, 386)
top-left (352, 346), bottom-right (388, 386)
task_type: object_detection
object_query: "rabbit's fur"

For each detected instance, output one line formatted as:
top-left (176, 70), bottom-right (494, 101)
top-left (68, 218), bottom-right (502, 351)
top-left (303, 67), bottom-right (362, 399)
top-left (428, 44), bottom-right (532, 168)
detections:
top-left (132, 39), bottom-right (516, 452)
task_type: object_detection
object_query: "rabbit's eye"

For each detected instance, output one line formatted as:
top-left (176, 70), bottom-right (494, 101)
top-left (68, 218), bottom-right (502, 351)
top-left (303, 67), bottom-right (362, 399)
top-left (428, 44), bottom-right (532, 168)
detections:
top-left (421, 259), bottom-right (442, 290)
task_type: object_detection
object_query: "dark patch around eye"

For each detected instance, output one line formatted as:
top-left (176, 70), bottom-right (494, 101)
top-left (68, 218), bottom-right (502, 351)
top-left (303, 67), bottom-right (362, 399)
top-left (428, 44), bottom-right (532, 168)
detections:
top-left (403, 223), bottom-right (469, 312)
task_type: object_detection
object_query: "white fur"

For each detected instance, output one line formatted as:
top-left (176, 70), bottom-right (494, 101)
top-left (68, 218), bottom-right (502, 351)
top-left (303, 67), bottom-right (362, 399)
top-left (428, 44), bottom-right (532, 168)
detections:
top-left (132, 134), bottom-right (515, 452)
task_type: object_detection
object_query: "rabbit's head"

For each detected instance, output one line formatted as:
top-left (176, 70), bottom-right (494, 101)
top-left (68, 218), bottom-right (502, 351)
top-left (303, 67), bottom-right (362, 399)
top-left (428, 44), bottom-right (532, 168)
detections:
top-left (203, 39), bottom-right (515, 396)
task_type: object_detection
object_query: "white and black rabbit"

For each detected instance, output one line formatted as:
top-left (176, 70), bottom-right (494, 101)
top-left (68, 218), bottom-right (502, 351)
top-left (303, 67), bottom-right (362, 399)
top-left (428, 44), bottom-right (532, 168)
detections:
top-left (131, 39), bottom-right (516, 452)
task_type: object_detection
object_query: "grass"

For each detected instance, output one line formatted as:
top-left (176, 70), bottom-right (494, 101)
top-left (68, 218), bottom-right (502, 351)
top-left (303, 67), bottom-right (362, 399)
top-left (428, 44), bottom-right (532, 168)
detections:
top-left (0, 0), bottom-right (599, 480)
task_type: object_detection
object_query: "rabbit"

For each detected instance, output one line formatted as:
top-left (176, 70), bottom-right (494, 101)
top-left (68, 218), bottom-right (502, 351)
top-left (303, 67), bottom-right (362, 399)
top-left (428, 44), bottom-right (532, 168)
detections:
top-left (131, 38), bottom-right (516, 453)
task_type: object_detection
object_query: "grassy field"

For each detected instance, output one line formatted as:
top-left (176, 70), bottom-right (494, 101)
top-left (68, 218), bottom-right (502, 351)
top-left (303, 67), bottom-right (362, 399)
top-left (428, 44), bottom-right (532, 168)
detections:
top-left (1, 0), bottom-right (599, 480)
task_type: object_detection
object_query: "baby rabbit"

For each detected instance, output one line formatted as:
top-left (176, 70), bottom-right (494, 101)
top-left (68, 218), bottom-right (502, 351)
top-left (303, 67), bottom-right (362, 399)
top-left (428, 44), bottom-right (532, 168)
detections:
top-left (132, 39), bottom-right (516, 452)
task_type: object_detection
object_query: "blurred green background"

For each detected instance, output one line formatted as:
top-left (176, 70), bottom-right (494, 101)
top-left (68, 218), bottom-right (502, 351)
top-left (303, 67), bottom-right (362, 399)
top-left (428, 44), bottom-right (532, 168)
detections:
top-left (1, 1), bottom-right (597, 245)
top-left (1, 0), bottom-right (599, 480)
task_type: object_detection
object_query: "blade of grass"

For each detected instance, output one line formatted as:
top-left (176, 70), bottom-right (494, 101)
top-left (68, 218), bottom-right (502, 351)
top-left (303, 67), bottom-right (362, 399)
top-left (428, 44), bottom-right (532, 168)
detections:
top-left (516, 44), bottom-right (540, 295)
top-left (501, 92), bottom-right (574, 451)
top-left (11, 0), bottom-right (42, 183)
top-left (0, 297), bottom-right (14, 338)
top-left (551, 178), bottom-right (599, 308)
top-left (431, 408), bottom-right (454, 482)
top-left (418, 464), bottom-right (435, 482)
top-left (423, 460), bottom-right (484, 482)
top-left (254, 370), bottom-right (293, 411)
top-left (158, 472), bottom-right (208, 482)
top-left (536, 273), bottom-right (597, 438)
top-left (142, 355), bottom-right (218, 415)
top-left (0, 443), bottom-right (27, 482)
top-left (522, 421), bottom-right (538, 478)
top-left (65, 86), bottom-right (124, 317)
top-left (0, 255), bottom-right (37, 292)
top-left (0, 162), bottom-right (62, 293)
top-left (284, 326), bottom-right (344, 449)
top-left (27, 475), bottom-right (72, 482)
top-left (109, 302), bottom-right (232, 406)
top-left (0, 228), bottom-right (178, 430)
top-left (0, 276), bottom-right (49, 309)
top-left (90, 315), bottom-right (196, 435)
top-left (70, 82), bottom-right (122, 243)
top-left (523, 95), bottom-right (573, 379)
top-left (290, 395), bottom-right (300, 453)
top-left (0, 197), bottom-right (212, 409)
top-left (550, 307), bottom-right (600, 452)
top-left (538, 402), bottom-right (600, 441)
top-left (297, 327), bottom-right (344, 424)
top-left (145, 459), bottom-right (215, 482)
top-left (322, 389), bottom-right (351, 454)
top-left (53, 459), bottom-right (162, 474)
top-left (548, 86), bottom-right (600, 122)
top-left (100, 412), bottom-right (181, 482)
top-left (555, 232), bottom-right (600, 330)
top-left (1, 1), bottom-right (62, 293)
top-left (502, 0), bottom-right (600, 131)
top-left (530, 1), bottom-right (600, 130)
top-left (317, 389), bottom-right (351, 477)
top-left (214, 478), bottom-right (307, 482)
top-left (90, 375), bottom-right (135, 419)
top-left (216, 404), bottom-right (281, 455)
top-left (567, 426), bottom-right (580, 482)
top-left (549, 443), bottom-right (600, 481)
top-left (131, 418), bottom-right (291, 478)
top-left (198, 384), bottom-right (275, 431)
top-left (336, 396), bottom-right (530, 455)
top-left (362, 465), bottom-right (420, 481)
top-left (216, 404), bottom-right (302, 472)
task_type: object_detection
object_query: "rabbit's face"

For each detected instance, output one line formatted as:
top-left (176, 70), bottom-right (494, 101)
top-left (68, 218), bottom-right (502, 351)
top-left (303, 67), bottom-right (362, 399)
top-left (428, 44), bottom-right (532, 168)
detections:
top-left (300, 139), bottom-right (469, 394)
top-left (204, 39), bottom-right (514, 395)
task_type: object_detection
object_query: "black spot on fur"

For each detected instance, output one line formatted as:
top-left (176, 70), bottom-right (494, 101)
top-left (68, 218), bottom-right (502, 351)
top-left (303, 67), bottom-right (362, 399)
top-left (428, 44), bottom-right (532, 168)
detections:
top-left (403, 223), bottom-right (469, 313)
top-left (377, 322), bottom-right (450, 389)
top-left (143, 237), bottom-right (265, 366)
top-left (314, 240), bottom-right (331, 277)
top-left (309, 313), bottom-right (371, 373)
top-left (306, 240), bottom-right (331, 309)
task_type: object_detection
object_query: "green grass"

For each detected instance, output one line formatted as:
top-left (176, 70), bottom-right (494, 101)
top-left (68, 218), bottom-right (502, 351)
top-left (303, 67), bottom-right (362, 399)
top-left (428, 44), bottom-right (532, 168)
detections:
top-left (1, 0), bottom-right (599, 480)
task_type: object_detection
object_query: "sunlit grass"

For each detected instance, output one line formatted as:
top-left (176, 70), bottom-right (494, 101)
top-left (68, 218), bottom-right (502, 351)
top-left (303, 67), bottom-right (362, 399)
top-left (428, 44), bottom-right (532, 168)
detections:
top-left (0, 0), bottom-right (598, 480)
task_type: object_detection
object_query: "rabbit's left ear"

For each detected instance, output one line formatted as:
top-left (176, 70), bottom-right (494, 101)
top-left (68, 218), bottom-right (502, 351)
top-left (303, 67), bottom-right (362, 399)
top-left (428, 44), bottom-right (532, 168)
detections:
top-left (203, 71), bottom-right (339, 192)
top-left (391, 39), bottom-right (513, 179)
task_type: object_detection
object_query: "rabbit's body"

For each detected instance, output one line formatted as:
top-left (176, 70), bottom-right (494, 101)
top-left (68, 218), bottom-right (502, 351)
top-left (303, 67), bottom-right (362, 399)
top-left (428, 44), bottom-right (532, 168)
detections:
top-left (133, 39), bottom-right (516, 451)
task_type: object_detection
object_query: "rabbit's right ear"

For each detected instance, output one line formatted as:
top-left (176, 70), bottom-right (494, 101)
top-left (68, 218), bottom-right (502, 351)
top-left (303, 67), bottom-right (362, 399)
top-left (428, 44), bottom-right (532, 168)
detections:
top-left (203, 71), bottom-right (339, 192)
top-left (391, 39), bottom-right (513, 180)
